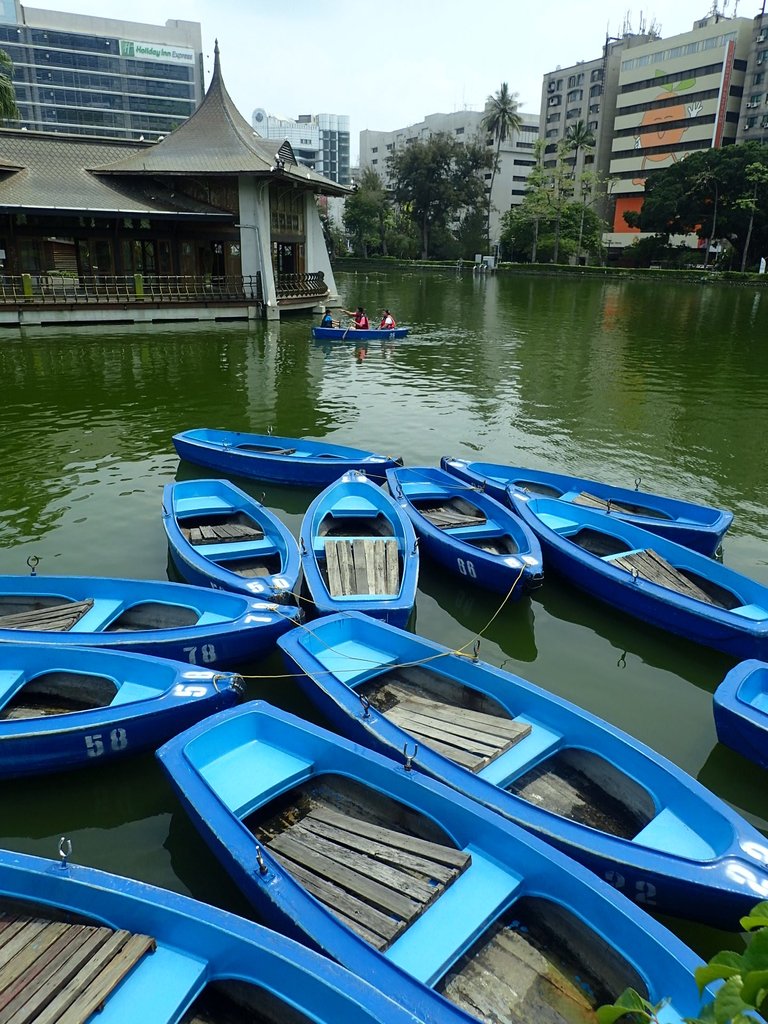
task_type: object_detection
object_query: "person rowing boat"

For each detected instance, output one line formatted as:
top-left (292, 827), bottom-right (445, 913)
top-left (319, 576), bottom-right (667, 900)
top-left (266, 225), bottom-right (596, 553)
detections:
top-left (342, 306), bottom-right (369, 330)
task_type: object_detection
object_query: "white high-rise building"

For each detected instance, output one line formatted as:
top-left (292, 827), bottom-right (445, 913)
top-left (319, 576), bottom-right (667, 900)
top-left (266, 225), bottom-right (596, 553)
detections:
top-left (251, 108), bottom-right (350, 185)
top-left (359, 109), bottom-right (539, 247)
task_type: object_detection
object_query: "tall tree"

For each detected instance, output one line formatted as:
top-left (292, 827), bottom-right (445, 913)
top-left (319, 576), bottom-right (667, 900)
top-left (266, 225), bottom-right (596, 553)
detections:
top-left (0, 48), bottom-right (18, 124)
top-left (564, 119), bottom-right (595, 196)
top-left (481, 83), bottom-right (522, 250)
top-left (389, 133), bottom-right (489, 259)
top-left (343, 169), bottom-right (390, 258)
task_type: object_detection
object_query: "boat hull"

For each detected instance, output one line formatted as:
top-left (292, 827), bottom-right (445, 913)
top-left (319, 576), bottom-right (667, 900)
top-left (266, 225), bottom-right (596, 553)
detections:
top-left (158, 702), bottom-right (707, 1024)
top-left (0, 848), bottom-right (427, 1024)
top-left (278, 612), bottom-right (768, 928)
top-left (0, 644), bottom-right (243, 777)
top-left (312, 326), bottom-right (409, 340)
top-left (386, 466), bottom-right (543, 597)
top-left (0, 575), bottom-right (301, 667)
top-left (441, 457), bottom-right (733, 556)
top-left (508, 491), bottom-right (768, 660)
top-left (300, 470), bottom-right (418, 627)
top-left (162, 478), bottom-right (300, 600)
top-left (714, 659), bottom-right (768, 769)
top-left (173, 428), bottom-right (401, 485)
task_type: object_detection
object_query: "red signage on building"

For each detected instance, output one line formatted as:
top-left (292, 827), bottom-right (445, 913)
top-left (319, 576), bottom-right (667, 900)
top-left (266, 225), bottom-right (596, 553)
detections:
top-left (712, 40), bottom-right (735, 149)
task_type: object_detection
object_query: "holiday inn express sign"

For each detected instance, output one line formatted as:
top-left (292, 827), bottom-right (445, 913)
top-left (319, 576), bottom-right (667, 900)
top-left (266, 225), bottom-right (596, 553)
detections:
top-left (119, 40), bottom-right (195, 64)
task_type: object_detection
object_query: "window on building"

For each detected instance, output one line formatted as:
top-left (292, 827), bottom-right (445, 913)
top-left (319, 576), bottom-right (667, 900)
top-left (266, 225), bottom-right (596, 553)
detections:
top-left (514, 158), bottom-right (535, 165)
top-left (567, 89), bottom-right (583, 102)
top-left (755, 72), bottom-right (765, 84)
top-left (588, 121), bottom-right (598, 131)
top-left (589, 103), bottom-right (600, 114)
top-left (546, 112), bottom-right (561, 122)
top-left (746, 115), bottom-right (757, 128)
top-left (372, 146), bottom-right (378, 152)
top-left (386, 143), bottom-right (393, 150)
top-left (548, 96), bottom-right (561, 106)
top-left (566, 107), bottom-right (581, 119)
top-left (455, 126), bottom-right (464, 134)
top-left (546, 128), bottom-right (559, 137)
top-left (372, 158), bottom-right (378, 164)
top-left (590, 84), bottom-right (602, 97)
top-left (590, 68), bottom-right (603, 82)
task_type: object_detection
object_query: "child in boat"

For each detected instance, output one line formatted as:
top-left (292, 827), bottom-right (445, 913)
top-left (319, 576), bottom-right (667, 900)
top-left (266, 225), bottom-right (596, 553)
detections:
top-left (343, 306), bottom-right (369, 329)
top-left (320, 308), bottom-right (336, 328)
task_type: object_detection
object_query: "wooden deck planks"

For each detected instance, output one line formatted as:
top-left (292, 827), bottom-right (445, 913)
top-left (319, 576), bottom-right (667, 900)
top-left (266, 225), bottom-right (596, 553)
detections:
top-left (419, 502), bottom-right (486, 531)
top-left (572, 491), bottom-right (637, 515)
top-left (324, 538), bottom-right (400, 597)
top-left (184, 521), bottom-right (264, 545)
top-left (0, 910), bottom-right (154, 1024)
top-left (611, 548), bottom-right (720, 606)
top-left (0, 600), bottom-right (94, 632)
top-left (264, 802), bottom-right (470, 951)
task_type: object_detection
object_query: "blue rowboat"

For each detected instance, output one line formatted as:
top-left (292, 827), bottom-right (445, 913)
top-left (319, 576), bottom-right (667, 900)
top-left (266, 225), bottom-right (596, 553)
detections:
top-left (300, 470), bottom-right (418, 627)
top-left (312, 326), bottom-right (410, 340)
top-left (385, 466), bottom-right (543, 597)
top-left (0, 575), bottom-right (300, 667)
top-left (0, 643), bottom-right (243, 777)
top-left (0, 846), bottom-right (432, 1024)
top-left (173, 428), bottom-right (402, 486)
top-left (508, 490), bottom-right (768, 660)
top-left (163, 478), bottom-right (300, 601)
top-left (157, 702), bottom-right (708, 1024)
top-left (441, 456), bottom-right (732, 557)
top-left (279, 612), bottom-right (768, 927)
top-left (714, 660), bottom-right (768, 769)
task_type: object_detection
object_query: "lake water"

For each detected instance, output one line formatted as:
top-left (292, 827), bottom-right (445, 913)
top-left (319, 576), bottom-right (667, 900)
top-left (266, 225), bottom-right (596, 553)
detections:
top-left (0, 267), bottom-right (766, 959)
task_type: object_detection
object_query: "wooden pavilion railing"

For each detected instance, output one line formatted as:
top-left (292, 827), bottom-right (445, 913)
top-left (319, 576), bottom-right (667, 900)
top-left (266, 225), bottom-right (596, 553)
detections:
top-left (275, 271), bottom-right (327, 300)
top-left (0, 273), bottom-right (264, 306)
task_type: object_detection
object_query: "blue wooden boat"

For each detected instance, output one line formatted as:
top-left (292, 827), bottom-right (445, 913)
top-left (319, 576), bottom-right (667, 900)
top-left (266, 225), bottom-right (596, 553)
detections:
top-left (0, 846), bottom-right (432, 1024)
top-left (312, 326), bottom-right (410, 340)
top-left (163, 478), bottom-right (300, 601)
top-left (157, 702), bottom-right (707, 1024)
top-left (279, 612), bottom-right (768, 927)
top-left (507, 491), bottom-right (768, 660)
top-left (0, 575), bottom-right (300, 667)
top-left (714, 659), bottom-right (768, 769)
top-left (441, 456), bottom-right (733, 557)
top-left (0, 643), bottom-right (244, 777)
top-left (385, 466), bottom-right (543, 597)
top-left (300, 470), bottom-right (418, 627)
top-left (173, 428), bottom-right (402, 486)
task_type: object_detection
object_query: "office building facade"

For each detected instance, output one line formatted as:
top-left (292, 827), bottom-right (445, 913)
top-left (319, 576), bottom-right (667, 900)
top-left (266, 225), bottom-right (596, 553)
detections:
top-left (359, 109), bottom-right (540, 245)
top-left (251, 109), bottom-right (351, 185)
top-left (0, 1), bottom-right (203, 141)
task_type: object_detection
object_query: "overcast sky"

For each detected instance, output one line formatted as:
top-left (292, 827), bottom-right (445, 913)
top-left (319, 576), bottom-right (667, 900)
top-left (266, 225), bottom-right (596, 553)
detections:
top-left (36, 0), bottom-right (733, 155)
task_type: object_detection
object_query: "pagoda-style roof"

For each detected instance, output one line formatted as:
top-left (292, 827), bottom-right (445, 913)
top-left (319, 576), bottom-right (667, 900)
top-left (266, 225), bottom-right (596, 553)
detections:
top-left (93, 44), bottom-right (350, 196)
top-left (0, 132), bottom-right (231, 218)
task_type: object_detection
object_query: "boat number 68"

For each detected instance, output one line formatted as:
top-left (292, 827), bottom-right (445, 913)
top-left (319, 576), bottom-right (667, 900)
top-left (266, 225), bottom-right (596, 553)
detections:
top-left (457, 558), bottom-right (477, 578)
top-left (84, 729), bottom-right (128, 758)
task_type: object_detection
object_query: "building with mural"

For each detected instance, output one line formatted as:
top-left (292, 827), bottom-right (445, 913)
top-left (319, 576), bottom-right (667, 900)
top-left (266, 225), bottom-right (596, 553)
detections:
top-left (606, 13), bottom-right (754, 249)
top-left (0, 2), bottom-right (203, 141)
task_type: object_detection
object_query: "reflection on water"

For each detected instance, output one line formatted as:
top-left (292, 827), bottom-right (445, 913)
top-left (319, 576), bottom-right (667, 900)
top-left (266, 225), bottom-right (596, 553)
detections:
top-left (1, 270), bottom-right (767, 960)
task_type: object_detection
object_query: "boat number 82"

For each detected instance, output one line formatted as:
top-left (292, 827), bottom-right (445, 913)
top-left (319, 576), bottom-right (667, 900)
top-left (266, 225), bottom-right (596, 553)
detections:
top-left (457, 558), bottom-right (477, 578)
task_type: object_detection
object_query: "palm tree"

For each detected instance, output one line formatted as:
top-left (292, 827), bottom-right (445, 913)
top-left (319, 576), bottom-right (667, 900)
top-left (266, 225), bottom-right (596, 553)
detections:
top-left (481, 82), bottom-right (521, 251)
top-left (564, 119), bottom-right (595, 196)
top-left (0, 48), bottom-right (18, 124)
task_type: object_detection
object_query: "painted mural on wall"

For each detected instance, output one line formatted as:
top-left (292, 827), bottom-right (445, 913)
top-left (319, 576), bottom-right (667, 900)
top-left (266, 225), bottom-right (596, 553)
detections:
top-left (632, 73), bottom-right (698, 185)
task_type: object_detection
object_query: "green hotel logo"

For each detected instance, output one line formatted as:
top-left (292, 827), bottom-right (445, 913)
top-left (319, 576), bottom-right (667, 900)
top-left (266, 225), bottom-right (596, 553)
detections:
top-left (119, 39), bottom-right (194, 64)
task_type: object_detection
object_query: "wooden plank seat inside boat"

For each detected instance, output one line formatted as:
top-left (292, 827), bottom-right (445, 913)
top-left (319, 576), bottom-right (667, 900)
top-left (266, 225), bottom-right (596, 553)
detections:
top-left (324, 539), bottom-right (400, 597)
top-left (0, 599), bottom-right (94, 632)
top-left (415, 499), bottom-right (486, 531)
top-left (361, 666), bottom-right (532, 772)
top-left (235, 444), bottom-right (297, 455)
top-left (0, 904), bottom-right (155, 1024)
top-left (0, 670), bottom-right (118, 720)
top-left (606, 548), bottom-right (733, 608)
top-left (181, 520), bottom-right (265, 546)
top-left (257, 798), bottom-right (471, 952)
top-left (571, 491), bottom-right (666, 519)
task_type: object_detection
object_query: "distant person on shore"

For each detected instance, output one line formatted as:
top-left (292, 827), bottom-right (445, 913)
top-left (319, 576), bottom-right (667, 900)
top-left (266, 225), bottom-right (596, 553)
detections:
top-left (320, 307), bottom-right (336, 328)
top-left (343, 306), bottom-right (369, 329)
top-left (379, 309), bottom-right (397, 330)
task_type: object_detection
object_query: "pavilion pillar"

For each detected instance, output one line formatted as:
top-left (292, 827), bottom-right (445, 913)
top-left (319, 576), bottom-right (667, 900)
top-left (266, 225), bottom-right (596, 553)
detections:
top-left (239, 176), bottom-right (278, 319)
top-left (304, 193), bottom-right (339, 307)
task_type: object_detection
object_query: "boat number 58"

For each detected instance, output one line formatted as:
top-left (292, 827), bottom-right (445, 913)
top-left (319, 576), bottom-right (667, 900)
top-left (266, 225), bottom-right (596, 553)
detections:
top-left (84, 729), bottom-right (128, 758)
top-left (457, 558), bottom-right (477, 578)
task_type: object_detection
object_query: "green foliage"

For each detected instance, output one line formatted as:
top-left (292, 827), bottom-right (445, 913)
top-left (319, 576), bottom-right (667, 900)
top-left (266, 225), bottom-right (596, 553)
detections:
top-left (388, 133), bottom-right (492, 259)
top-left (343, 169), bottom-right (391, 258)
top-left (637, 143), bottom-right (768, 270)
top-left (597, 902), bottom-right (768, 1023)
top-left (0, 48), bottom-right (18, 124)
